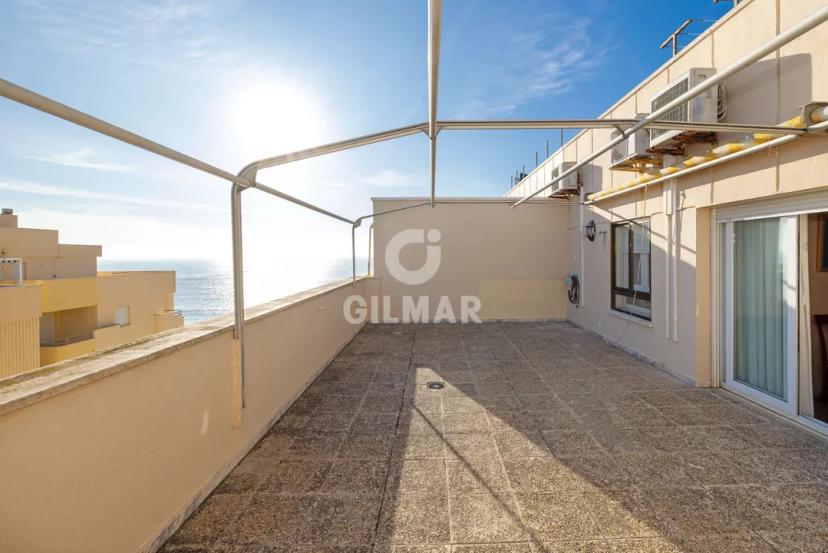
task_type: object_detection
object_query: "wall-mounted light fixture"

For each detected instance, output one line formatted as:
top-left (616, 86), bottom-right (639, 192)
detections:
top-left (584, 220), bottom-right (596, 242)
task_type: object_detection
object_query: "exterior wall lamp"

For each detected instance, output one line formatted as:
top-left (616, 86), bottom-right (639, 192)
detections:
top-left (584, 220), bottom-right (596, 242)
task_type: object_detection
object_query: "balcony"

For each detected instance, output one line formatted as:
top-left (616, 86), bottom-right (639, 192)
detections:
top-left (162, 321), bottom-right (827, 552)
top-left (154, 309), bottom-right (185, 332)
top-left (39, 333), bottom-right (95, 366)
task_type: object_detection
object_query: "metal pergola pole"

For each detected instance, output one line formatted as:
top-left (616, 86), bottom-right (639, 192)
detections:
top-left (512, 4), bottom-right (828, 207)
top-left (350, 201), bottom-right (433, 284)
top-left (230, 179), bottom-right (246, 408)
top-left (352, 225), bottom-right (357, 285)
top-left (428, 0), bottom-right (442, 207)
top-left (437, 119), bottom-right (808, 135)
top-left (238, 123), bottom-right (428, 174)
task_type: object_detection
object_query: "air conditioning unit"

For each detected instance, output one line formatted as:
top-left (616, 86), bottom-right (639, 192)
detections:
top-left (610, 113), bottom-right (661, 171)
top-left (548, 161), bottom-right (579, 196)
top-left (648, 68), bottom-right (725, 152)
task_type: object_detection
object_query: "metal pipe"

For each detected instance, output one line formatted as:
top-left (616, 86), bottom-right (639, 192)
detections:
top-left (354, 201), bottom-right (432, 226)
top-left (664, 183), bottom-right (672, 340)
top-left (0, 78), bottom-right (253, 188)
top-left (252, 182), bottom-right (354, 224)
top-left (238, 122), bottom-right (428, 175)
top-left (367, 223), bottom-right (374, 276)
top-left (232, 117), bottom-right (807, 191)
top-left (514, 4), bottom-right (828, 207)
top-left (585, 133), bottom-right (798, 204)
top-left (436, 119), bottom-right (807, 135)
top-left (0, 78), bottom-right (356, 225)
top-left (810, 119), bottom-right (828, 132)
top-left (671, 181), bottom-right (679, 343)
top-left (230, 180), bottom-right (246, 408)
top-left (350, 200), bottom-right (432, 284)
top-left (428, 0), bottom-right (442, 206)
top-left (351, 225), bottom-right (357, 285)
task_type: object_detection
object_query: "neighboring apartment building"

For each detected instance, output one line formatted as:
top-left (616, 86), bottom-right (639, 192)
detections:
top-left (0, 209), bottom-right (184, 378)
top-left (504, 0), bottom-right (828, 433)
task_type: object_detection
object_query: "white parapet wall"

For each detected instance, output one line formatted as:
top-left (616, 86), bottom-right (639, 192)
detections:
top-left (371, 198), bottom-right (571, 322)
top-left (0, 277), bottom-right (378, 553)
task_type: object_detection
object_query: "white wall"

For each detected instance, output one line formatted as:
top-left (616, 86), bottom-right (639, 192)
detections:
top-left (372, 199), bottom-right (570, 321)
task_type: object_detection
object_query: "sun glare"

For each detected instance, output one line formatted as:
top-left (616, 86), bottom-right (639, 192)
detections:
top-left (225, 79), bottom-right (326, 159)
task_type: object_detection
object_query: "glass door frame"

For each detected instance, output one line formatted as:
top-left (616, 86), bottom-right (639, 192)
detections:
top-left (719, 215), bottom-right (798, 414)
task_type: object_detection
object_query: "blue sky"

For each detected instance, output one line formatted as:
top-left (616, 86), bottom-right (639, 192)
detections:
top-left (0, 0), bottom-right (732, 265)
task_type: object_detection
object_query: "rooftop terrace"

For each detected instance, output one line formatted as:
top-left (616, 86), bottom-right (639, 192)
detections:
top-left (163, 322), bottom-right (828, 552)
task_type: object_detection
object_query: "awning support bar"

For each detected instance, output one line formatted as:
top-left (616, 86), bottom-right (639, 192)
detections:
top-left (428, 0), bottom-right (442, 207)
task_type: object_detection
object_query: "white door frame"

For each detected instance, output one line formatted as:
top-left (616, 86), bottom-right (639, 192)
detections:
top-left (720, 216), bottom-right (798, 414)
top-left (712, 189), bottom-right (828, 421)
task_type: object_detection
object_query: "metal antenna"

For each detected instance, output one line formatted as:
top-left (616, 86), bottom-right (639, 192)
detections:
top-left (659, 18), bottom-right (718, 56)
top-left (660, 19), bottom-right (695, 56)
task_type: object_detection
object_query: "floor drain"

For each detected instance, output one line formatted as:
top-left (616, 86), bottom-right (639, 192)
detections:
top-left (426, 382), bottom-right (445, 390)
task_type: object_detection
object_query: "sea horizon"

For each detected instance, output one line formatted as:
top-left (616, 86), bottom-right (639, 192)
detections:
top-left (99, 257), bottom-right (368, 323)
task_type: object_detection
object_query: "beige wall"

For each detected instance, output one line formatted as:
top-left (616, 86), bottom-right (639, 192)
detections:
top-left (52, 306), bottom-right (97, 339)
top-left (39, 277), bottom-right (97, 313)
top-left (0, 285), bottom-right (40, 378)
top-left (40, 338), bottom-right (95, 367)
top-left (372, 199), bottom-right (569, 321)
top-left (0, 217), bottom-right (99, 279)
top-left (0, 227), bottom-right (59, 259)
top-left (0, 278), bottom-right (372, 553)
top-left (96, 271), bottom-right (179, 347)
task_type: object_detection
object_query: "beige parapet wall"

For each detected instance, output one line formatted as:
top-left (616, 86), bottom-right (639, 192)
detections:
top-left (372, 198), bottom-right (570, 321)
top-left (0, 277), bottom-right (376, 553)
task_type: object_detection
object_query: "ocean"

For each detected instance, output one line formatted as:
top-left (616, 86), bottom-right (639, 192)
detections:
top-left (98, 258), bottom-right (366, 323)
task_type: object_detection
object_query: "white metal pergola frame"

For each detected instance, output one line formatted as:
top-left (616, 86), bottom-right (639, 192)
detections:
top-left (1, 1), bottom-right (827, 408)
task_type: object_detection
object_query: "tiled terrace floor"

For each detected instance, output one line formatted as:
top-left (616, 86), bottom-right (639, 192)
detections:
top-left (164, 322), bottom-right (828, 552)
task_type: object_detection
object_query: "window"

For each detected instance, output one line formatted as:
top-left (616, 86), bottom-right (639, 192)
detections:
top-left (114, 306), bottom-right (130, 327)
top-left (611, 218), bottom-right (651, 320)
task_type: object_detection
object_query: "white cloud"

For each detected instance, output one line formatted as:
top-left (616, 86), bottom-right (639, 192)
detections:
top-left (453, 16), bottom-right (607, 117)
top-left (127, 0), bottom-right (207, 23)
top-left (0, 178), bottom-right (226, 213)
top-left (14, 0), bottom-right (238, 71)
top-left (23, 147), bottom-right (134, 173)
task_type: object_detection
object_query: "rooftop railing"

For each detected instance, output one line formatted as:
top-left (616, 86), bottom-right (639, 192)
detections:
top-left (39, 333), bottom-right (94, 347)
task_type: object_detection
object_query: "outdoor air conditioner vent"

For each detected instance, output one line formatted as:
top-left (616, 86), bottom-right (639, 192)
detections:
top-left (648, 68), bottom-right (724, 153)
top-left (548, 161), bottom-right (579, 196)
top-left (610, 114), bottom-right (661, 172)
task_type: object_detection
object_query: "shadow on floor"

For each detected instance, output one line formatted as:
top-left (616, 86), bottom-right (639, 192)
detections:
top-left (162, 322), bottom-right (828, 553)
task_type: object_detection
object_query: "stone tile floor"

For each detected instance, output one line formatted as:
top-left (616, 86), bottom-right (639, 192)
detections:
top-left (163, 322), bottom-right (828, 552)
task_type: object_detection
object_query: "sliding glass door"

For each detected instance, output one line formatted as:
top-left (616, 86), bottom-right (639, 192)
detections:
top-left (721, 216), bottom-right (798, 413)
